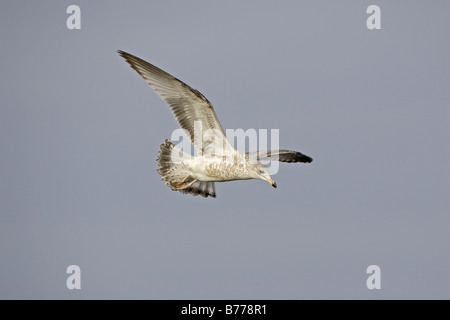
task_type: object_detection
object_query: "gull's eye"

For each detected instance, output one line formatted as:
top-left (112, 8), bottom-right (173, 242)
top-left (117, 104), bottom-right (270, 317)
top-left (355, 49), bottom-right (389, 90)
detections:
top-left (259, 170), bottom-right (265, 174)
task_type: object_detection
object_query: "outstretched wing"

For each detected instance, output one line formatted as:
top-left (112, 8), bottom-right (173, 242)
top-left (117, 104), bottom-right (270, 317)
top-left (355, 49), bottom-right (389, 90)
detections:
top-left (118, 50), bottom-right (234, 156)
top-left (247, 150), bottom-right (313, 163)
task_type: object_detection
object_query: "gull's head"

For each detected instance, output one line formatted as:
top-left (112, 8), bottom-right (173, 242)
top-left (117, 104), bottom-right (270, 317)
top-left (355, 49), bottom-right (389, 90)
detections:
top-left (254, 163), bottom-right (277, 188)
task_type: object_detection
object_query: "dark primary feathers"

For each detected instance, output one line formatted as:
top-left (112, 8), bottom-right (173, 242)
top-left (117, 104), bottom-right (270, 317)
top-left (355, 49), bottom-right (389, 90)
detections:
top-left (247, 150), bottom-right (313, 163)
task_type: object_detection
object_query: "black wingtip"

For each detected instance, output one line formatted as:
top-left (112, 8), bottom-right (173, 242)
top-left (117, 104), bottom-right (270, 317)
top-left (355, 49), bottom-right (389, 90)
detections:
top-left (295, 152), bottom-right (313, 163)
top-left (303, 154), bottom-right (313, 163)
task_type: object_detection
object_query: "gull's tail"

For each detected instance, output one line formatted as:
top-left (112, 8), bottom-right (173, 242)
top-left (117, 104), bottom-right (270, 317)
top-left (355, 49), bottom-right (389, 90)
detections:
top-left (157, 139), bottom-right (216, 198)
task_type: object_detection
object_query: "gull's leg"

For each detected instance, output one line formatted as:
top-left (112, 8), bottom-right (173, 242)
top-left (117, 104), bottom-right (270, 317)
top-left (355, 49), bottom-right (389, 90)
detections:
top-left (171, 176), bottom-right (198, 190)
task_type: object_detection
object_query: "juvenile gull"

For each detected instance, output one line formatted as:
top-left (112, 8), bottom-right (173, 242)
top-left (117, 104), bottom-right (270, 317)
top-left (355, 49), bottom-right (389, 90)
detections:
top-left (118, 50), bottom-right (312, 198)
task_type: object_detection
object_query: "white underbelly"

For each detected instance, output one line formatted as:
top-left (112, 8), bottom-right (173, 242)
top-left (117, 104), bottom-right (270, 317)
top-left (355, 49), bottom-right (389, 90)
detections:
top-left (188, 158), bottom-right (251, 182)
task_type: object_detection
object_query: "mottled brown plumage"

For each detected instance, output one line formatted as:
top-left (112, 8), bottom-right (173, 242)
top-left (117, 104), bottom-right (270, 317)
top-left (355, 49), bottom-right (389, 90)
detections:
top-left (119, 50), bottom-right (313, 198)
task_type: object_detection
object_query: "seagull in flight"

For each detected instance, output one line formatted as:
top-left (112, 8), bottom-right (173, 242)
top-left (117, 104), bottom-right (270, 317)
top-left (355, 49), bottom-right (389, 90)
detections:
top-left (118, 50), bottom-right (312, 198)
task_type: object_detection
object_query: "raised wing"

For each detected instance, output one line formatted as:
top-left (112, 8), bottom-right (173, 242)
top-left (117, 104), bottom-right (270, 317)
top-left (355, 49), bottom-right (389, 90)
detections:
top-left (247, 150), bottom-right (313, 163)
top-left (118, 50), bottom-right (234, 156)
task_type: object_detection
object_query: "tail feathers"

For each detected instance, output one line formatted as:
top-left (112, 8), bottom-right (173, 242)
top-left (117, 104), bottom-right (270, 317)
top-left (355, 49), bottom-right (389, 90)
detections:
top-left (156, 139), bottom-right (217, 198)
top-left (156, 139), bottom-right (190, 175)
top-left (179, 181), bottom-right (216, 198)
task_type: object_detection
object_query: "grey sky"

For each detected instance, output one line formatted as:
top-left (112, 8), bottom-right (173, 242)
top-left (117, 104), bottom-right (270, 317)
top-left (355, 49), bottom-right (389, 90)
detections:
top-left (0, 1), bottom-right (449, 299)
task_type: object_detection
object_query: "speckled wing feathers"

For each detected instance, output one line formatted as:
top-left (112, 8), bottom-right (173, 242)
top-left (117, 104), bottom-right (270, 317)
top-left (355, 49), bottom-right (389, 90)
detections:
top-left (118, 50), bottom-right (234, 156)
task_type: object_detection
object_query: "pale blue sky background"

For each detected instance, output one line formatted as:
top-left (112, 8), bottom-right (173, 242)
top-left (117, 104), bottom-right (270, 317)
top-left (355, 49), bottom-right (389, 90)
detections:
top-left (0, 1), bottom-right (449, 299)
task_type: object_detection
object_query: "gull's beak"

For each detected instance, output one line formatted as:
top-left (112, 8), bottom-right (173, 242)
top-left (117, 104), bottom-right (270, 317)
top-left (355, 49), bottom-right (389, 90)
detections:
top-left (269, 179), bottom-right (277, 188)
